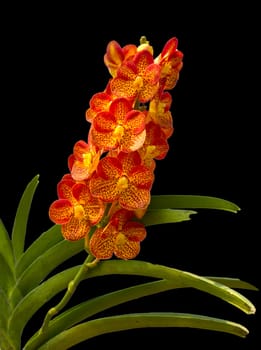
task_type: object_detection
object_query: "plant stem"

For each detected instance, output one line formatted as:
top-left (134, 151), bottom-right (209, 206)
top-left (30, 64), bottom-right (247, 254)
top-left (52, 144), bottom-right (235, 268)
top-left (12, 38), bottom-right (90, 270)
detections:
top-left (39, 254), bottom-right (99, 333)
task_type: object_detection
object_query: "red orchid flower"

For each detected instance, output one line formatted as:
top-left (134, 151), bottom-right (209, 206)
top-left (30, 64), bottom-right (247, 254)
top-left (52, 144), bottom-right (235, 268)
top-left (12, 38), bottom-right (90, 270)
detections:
top-left (104, 40), bottom-right (137, 78)
top-left (138, 121), bottom-right (169, 169)
top-left (49, 175), bottom-right (105, 241)
top-left (110, 50), bottom-right (161, 103)
top-left (148, 91), bottom-right (174, 139)
top-left (68, 140), bottom-right (102, 181)
top-left (90, 97), bottom-right (146, 152)
top-left (89, 208), bottom-right (147, 260)
top-left (154, 37), bottom-right (184, 90)
top-left (85, 82), bottom-right (115, 123)
top-left (90, 151), bottom-right (154, 211)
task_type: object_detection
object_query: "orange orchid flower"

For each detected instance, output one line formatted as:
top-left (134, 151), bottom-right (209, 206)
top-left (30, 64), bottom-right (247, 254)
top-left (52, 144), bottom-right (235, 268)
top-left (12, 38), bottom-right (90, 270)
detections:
top-left (110, 50), bottom-right (161, 103)
top-left (85, 82), bottom-right (115, 123)
top-left (154, 37), bottom-right (184, 90)
top-left (148, 91), bottom-right (174, 139)
top-left (49, 175), bottom-right (105, 241)
top-left (90, 97), bottom-right (146, 152)
top-left (138, 121), bottom-right (169, 169)
top-left (90, 151), bottom-right (154, 211)
top-left (68, 140), bottom-right (102, 181)
top-left (89, 208), bottom-right (147, 259)
top-left (104, 40), bottom-right (137, 77)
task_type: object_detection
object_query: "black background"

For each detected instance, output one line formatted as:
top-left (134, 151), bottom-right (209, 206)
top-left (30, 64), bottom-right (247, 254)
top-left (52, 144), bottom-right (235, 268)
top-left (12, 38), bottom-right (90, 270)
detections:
top-left (1, 3), bottom-right (260, 349)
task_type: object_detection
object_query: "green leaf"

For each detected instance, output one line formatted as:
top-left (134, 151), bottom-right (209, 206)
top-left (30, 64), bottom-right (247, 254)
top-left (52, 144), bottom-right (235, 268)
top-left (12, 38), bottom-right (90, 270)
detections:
top-left (12, 238), bottom-right (84, 297)
top-left (15, 225), bottom-right (62, 278)
top-left (83, 260), bottom-right (256, 315)
top-left (23, 279), bottom-right (184, 349)
top-left (149, 195), bottom-right (241, 213)
top-left (0, 254), bottom-right (15, 296)
top-left (0, 328), bottom-right (16, 350)
top-left (35, 313), bottom-right (249, 349)
top-left (0, 288), bottom-right (11, 330)
top-left (0, 219), bottom-right (14, 273)
top-left (10, 259), bottom-right (257, 348)
top-left (25, 275), bottom-right (256, 349)
top-left (11, 175), bottom-right (40, 262)
top-left (206, 277), bottom-right (259, 291)
top-left (141, 208), bottom-right (197, 226)
top-left (8, 266), bottom-right (79, 346)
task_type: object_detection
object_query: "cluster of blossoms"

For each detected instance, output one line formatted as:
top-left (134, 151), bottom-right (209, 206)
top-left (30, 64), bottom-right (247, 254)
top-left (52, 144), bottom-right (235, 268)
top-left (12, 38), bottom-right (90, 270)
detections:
top-left (49, 36), bottom-right (183, 260)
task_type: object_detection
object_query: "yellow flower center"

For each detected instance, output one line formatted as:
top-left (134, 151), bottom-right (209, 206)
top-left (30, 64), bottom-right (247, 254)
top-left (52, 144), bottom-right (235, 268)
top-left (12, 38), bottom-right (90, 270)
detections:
top-left (74, 204), bottom-right (85, 219)
top-left (116, 176), bottom-right (129, 192)
top-left (134, 76), bottom-right (143, 90)
top-left (145, 145), bottom-right (156, 159)
top-left (83, 152), bottom-right (92, 167)
top-left (113, 125), bottom-right (125, 142)
top-left (115, 232), bottom-right (126, 246)
top-left (161, 62), bottom-right (172, 77)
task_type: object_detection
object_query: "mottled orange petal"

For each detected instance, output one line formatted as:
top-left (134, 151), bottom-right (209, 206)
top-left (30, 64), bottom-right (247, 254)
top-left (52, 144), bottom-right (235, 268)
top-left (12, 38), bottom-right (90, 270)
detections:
top-left (143, 121), bottom-right (169, 159)
top-left (118, 151), bottom-right (141, 174)
top-left (57, 179), bottom-right (75, 200)
top-left (120, 128), bottom-right (146, 152)
top-left (116, 61), bottom-right (137, 80)
top-left (90, 92), bottom-right (113, 111)
top-left (97, 156), bottom-right (122, 179)
top-left (123, 221), bottom-right (147, 241)
top-left (73, 140), bottom-right (89, 159)
top-left (62, 217), bottom-right (90, 241)
top-left (49, 199), bottom-right (73, 224)
top-left (110, 98), bottom-right (132, 122)
top-left (110, 77), bottom-right (137, 100)
top-left (134, 50), bottom-right (154, 74)
top-left (93, 112), bottom-right (116, 132)
top-left (138, 82), bottom-right (159, 103)
top-left (89, 225), bottom-right (116, 259)
top-left (144, 63), bottom-right (161, 85)
top-left (119, 185), bottom-right (151, 210)
top-left (71, 160), bottom-right (92, 182)
top-left (125, 110), bottom-right (146, 134)
top-left (114, 233), bottom-right (141, 260)
top-left (86, 92), bottom-right (113, 122)
top-left (91, 127), bottom-right (117, 150)
top-left (90, 177), bottom-right (119, 202)
top-left (163, 67), bottom-right (181, 90)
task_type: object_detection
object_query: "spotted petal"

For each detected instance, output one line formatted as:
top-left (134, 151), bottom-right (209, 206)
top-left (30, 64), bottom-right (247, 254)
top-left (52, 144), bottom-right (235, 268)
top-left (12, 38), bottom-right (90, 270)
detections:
top-left (49, 199), bottom-right (73, 225)
top-left (61, 216), bottom-right (90, 241)
top-left (89, 225), bottom-right (116, 259)
top-left (119, 184), bottom-right (151, 210)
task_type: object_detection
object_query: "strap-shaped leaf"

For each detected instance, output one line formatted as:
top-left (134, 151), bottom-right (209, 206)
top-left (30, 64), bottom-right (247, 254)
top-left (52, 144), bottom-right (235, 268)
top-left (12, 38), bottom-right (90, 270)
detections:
top-left (0, 219), bottom-right (14, 273)
top-left (10, 260), bottom-right (257, 347)
top-left (35, 313), bottom-right (249, 349)
top-left (11, 238), bottom-right (84, 297)
top-left (0, 288), bottom-right (11, 330)
top-left (141, 209), bottom-right (197, 226)
top-left (149, 195), bottom-right (240, 213)
top-left (84, 260), bottom-right (256, 314)
top-left (15, 224), bottom-right (62, 278)
top-left (8, 266), bottom-right (79, 345)
top-left (24, 276), bottom-right (257, 350)
top-left (11, 175), bottom-right (40, 262)
top-left (0, 328), bottom-right (16, 350)
top-left (0, 254), bottom-right (15, 295)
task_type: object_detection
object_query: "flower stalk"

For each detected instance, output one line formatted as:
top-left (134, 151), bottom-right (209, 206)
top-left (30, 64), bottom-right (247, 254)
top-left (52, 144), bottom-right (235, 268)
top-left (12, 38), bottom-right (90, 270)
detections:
top-left (39, 254), bottom-right (99, 333)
